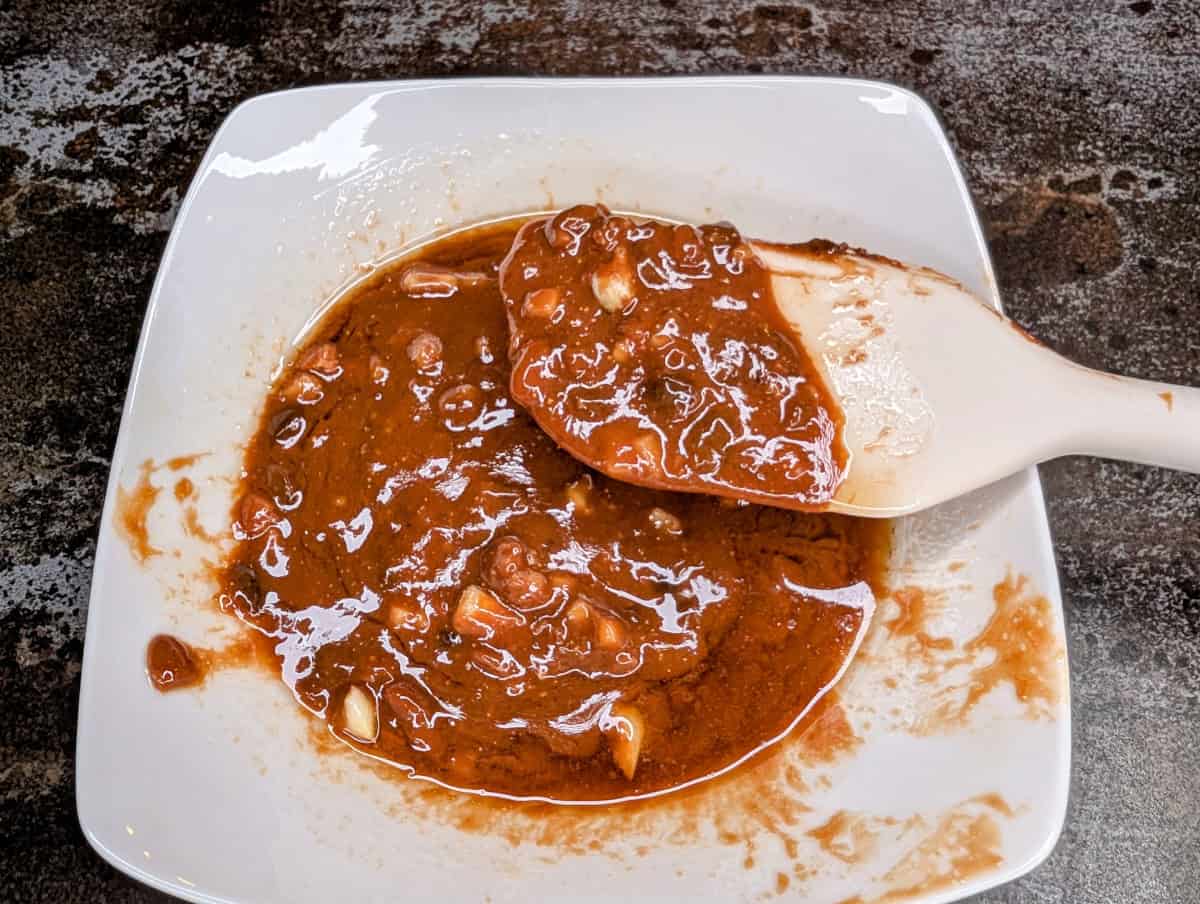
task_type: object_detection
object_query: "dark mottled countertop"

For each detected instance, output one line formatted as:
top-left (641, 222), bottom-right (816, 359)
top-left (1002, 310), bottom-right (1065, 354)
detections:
top-left (1, 2), bottom-right (1197, 901)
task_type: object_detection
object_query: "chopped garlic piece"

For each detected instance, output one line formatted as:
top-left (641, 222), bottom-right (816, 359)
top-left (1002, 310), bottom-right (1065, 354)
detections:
top-left (591, 246), bottom-right (635, 312)
top-left (605, 702), bottom-right (645, 780)
top-left (594, 613), bottom-right (627, 651)
top-left (342, 685), bottom-right (378, 742)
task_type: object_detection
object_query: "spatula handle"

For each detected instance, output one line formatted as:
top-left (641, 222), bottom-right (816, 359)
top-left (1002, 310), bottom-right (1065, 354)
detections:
top-left (1056, 368), bottom-right (1200, 473)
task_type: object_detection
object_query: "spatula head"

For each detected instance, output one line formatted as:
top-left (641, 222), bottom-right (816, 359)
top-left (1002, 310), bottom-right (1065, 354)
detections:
top-left (754, 240), bottom-right (1070, 516)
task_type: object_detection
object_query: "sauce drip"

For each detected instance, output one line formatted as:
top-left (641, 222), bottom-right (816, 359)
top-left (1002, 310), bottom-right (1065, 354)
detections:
top-left (500, 205), bottom-right (846, 510)
top-left (146, 634), bottom-right (204, 691)
top-left (214, 217), bottom-right (887, 802)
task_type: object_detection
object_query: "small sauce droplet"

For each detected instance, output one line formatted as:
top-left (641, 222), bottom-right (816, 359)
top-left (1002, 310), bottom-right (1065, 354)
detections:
top-left (173, 477), bottom-right (194, 501)
top-left (146, 635), bottom-right (204, 691)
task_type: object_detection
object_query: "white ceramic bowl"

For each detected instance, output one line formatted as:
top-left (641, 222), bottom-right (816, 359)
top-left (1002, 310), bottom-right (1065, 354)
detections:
top-left (77, 77), bottom-right (1070, 904)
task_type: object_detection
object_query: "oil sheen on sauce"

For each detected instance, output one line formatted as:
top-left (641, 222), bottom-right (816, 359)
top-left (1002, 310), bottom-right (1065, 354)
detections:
top-left (213, 217), bottom-right (888, 803)
top-left (500, 205), bottom-right (847, 510)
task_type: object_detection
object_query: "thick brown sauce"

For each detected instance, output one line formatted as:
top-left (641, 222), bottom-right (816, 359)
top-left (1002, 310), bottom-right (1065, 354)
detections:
top-left (214, 216), bottom-right (888, 803)
top-left (146, 634), bottom-right (203, 691)
top-left (500, 205), bottom-right (847, 510)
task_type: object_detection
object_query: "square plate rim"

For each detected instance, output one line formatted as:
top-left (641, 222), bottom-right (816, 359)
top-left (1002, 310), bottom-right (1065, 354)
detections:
top-left (75, 74), bottom-right (1073, 904)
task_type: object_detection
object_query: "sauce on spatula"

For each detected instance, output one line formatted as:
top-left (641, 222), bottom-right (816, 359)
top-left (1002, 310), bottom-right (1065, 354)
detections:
top-left (500, 205), bottom-right (846, 510)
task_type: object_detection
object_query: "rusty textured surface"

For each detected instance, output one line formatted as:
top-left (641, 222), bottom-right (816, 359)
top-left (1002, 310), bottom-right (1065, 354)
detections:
top-left (1, 2), bottom-right (1197, 901)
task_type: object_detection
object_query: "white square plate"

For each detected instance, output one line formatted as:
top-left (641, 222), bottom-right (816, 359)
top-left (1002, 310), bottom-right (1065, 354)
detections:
top-left (78, 77), bottom-right (1070, 904)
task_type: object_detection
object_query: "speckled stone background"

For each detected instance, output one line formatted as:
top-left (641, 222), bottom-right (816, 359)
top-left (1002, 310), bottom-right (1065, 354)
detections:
top-left (1, 1), bottom-right (1197, 901)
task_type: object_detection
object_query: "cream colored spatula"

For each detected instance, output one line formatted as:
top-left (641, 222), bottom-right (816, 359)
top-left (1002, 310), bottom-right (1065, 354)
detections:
top-left (752, 241), bottom-right (1200, 517)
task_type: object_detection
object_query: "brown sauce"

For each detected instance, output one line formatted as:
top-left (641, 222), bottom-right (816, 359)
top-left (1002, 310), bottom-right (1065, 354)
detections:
top-left (145, 632), bottom-right (275, 692)
top-left (500, 205), bottom-right (847, 511)
top-left (182, 504), bottom-right (218, 543)
top-left (173, 477), bottom-right (195, 501)
top-left (116, 459), bottom-right (161, 563)
top-left (861, 796), bottom-right (1008, 903)
top-left (370, 694), bottom-right (857, 864)
top-left (794, 693), bottom-right (861, 764)
top-left (146, 634), bottom-right (203, 691)
top-left (117, 455), bottom-right (209, 563)
top-left (208, 216), bottom-right (888, 803)
top-left (960, 572), bottom-right (1060, 717)
top-left (869, 576), bottom-right (1063, 734)
top-left (806, 810), bottom-right (888, 864)
top-left (885, 586), bottom-right (954, 658)
top-left (166, 452), bottom-right (207, 471)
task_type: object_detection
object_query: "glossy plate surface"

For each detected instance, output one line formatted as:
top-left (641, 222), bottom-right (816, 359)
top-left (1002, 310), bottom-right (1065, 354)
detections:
top-left (77, 77), bottom-right (1070, 904)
